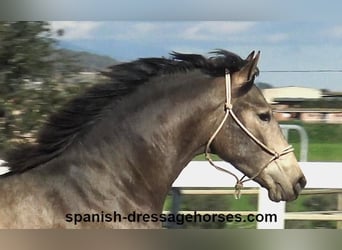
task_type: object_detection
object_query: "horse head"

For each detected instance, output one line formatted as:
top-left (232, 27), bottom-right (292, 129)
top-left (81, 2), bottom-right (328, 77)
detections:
top-left (210, 51), bottom-right (306, 202)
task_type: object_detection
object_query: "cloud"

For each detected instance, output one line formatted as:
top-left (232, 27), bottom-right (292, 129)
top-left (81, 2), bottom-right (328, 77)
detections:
top-left (103, 21), bottom-right (256, 42)
top-left (325, 25), bottom-right (342, 38)
top-left (50, 21), bottom-right (102, 40)
top-left (180, 22), bottom-right (256, 41)
top-left (48, 21), bottom-right (257, 44)
top-left (110, 22), bottom-right (161, 40)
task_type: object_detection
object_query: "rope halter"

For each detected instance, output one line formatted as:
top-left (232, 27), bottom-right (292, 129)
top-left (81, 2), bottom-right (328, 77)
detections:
top-left (205, 69), bottom-right (294, 199)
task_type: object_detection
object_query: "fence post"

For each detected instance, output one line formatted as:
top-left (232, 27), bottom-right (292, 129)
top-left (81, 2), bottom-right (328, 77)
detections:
top-left (337, 193), bottom-right (342, 229)
top-left (165, 187), bottom-right (182, 229)
top-left (257, 188), bottom-right (286, 229)
top-left (280, 124), bottom-right (308, 162)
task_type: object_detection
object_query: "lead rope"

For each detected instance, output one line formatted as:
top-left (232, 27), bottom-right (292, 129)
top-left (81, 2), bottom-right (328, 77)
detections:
top-left (205, 69), bottom-right (294, 199)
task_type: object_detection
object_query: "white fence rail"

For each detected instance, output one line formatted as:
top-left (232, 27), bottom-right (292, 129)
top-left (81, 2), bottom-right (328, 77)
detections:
top-left (171, 161), bottom-right (342, 229)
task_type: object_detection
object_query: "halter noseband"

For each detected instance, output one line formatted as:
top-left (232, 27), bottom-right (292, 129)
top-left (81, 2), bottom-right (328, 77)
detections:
top-left (205, 69), bottom-right (294, 199)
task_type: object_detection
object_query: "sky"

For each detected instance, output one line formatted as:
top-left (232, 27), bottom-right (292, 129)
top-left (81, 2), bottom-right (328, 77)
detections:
top-left (50, 21), bottom-right (342, 91)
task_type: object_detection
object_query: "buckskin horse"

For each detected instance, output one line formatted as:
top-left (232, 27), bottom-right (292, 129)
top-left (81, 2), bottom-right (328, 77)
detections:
top-left (0, 50), bottom-right (306, 228)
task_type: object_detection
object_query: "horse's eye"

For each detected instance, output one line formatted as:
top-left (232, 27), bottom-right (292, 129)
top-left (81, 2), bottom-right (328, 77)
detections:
top-left (258, 112), bottom-right (271, 122)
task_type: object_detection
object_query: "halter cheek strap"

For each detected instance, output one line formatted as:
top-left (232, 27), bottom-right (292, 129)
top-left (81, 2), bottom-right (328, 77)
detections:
top-left (205, 69), bottom-right (294, 199)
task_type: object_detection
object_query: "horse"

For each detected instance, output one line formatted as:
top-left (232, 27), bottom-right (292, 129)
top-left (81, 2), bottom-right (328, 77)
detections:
top-left (0, 50), bottom-right (306, 228)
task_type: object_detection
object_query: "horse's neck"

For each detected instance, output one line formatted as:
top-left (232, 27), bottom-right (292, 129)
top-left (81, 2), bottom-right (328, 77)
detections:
top-left (72, 72), bottom-right (225, 213)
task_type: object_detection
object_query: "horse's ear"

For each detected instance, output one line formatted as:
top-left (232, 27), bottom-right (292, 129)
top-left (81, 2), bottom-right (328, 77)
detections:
top-left (245, 50), bottom-right (255, 62)
top-left (231, 51), bottom-right (260, 97)
top-left (240, 50), bottom-right (260, 81)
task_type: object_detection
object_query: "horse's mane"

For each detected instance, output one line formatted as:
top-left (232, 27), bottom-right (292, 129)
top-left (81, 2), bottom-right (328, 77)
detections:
top-left (5, 50), bottom-right (250, 173)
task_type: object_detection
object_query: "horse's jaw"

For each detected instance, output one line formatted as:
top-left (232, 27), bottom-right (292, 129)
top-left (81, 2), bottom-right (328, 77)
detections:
top-left (255, 160), bottom-right (306, 202)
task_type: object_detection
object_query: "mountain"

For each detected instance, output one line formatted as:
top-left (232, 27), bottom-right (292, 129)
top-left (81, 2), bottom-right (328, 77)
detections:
top-left (256, 82), bottom-right (274, 89)
top-left (58, 49), bottom-right (119, 71)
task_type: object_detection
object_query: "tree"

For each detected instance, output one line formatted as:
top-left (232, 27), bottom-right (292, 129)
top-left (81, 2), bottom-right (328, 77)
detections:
top-left (0, 22), bottom-right (57, 94)
top-left (0, 22), bottom-right (85, 154)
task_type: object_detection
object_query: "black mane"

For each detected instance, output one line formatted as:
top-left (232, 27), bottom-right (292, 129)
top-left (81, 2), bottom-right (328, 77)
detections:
top-left (5, 50), bottom-right (250, 173)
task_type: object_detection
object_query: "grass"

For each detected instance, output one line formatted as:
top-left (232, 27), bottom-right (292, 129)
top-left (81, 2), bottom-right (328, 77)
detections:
top-left (285, 121), bottom-right (342, 162)
top-left (292, 142), bottom-right (342, 162)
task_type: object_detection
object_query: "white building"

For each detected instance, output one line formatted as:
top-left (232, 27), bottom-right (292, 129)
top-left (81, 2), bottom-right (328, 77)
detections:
top-left (262, 87), bottom-right (322, 104)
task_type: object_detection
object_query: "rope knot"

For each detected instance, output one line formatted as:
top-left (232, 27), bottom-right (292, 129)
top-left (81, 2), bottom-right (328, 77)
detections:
top-left (224, 103), bottom-right (233, 111)
top-left (234, 181), bottom-right (244, 199)
top-left (274, 152), bottom-right (280, 159)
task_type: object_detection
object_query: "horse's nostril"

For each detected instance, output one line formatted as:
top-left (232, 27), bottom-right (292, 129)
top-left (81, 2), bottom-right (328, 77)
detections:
top-left (299, 176), bottom-right (307, 188)
top-left (294, 176), bottom-right (306, 196)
